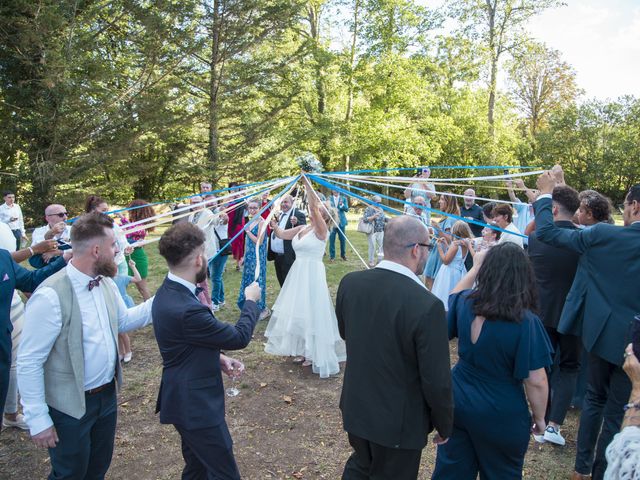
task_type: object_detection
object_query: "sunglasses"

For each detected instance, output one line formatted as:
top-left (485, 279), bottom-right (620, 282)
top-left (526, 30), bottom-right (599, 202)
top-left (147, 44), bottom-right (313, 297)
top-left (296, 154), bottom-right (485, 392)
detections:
top-left (46, 212), bottom-right (68, 218)
top-left (406, 242), bottom-right (433, 251)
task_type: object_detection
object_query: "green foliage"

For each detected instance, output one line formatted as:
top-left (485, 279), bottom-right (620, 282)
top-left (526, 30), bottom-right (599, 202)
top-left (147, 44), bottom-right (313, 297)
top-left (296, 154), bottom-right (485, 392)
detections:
top-left (0, 0), bottom-right (637, 223)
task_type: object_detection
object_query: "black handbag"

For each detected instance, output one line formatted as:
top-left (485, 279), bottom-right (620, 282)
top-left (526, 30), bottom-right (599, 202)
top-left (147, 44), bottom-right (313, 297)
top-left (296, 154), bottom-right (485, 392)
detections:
top-left (214, 230), bottom-right (232, 256)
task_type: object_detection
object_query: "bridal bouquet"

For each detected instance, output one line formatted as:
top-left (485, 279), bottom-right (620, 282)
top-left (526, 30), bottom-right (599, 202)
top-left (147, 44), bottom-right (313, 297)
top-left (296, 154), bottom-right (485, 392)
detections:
top-left (295, 152), bottom-right (323, 173)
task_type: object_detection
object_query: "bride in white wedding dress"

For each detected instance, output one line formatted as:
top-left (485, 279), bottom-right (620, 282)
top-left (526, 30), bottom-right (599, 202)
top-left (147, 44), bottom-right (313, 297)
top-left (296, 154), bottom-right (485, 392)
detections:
top-left (265, 176), bottom-right (346, 378)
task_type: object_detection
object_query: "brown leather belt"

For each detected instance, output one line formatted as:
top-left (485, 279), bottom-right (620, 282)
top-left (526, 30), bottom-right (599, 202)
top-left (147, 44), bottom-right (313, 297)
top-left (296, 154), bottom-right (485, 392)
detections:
top-left (85, 379), bottom-right (115, 395)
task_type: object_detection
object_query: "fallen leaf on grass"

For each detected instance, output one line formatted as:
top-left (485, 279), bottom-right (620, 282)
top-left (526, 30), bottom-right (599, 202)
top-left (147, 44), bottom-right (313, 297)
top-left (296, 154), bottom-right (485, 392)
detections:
top-left (283, 395), bottom-right (293, 404)
top-left (259, 382), bottom-right (268, 388)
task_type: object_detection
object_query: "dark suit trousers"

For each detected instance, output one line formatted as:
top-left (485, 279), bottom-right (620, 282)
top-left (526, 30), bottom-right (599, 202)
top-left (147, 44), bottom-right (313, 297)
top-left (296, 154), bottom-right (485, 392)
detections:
top-left (574, 353), bottom-right (631, 479)
top-left (273, 254), bottom-right (294, 287)
top-left (342, 433), bottom-right (422, 480)
top-left (175, 422), bottom-right (240, 480)
top-left (47, 382), bottom-right (117, 480)
top-left (545, 327), bottom-right (582, 425)
top-left (0, 330), bottom-right (10, 415)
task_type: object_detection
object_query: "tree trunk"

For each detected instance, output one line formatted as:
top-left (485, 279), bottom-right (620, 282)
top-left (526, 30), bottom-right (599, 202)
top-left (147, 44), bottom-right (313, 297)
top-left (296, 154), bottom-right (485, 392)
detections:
top-left (343, 0), bottom-right (360, 173)
top-left (487, 2), bottom-right (497, 139)
top-left (208, 0), bottom-right (222, 175)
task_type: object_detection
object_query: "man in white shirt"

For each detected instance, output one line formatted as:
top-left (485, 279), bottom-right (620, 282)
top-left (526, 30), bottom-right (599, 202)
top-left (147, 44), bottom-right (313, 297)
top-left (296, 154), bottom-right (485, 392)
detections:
top-left (269, 195), bottom-right (306, 286)
top-left (17, 213), bottom-right (154, 479)
top-left (30, 203), bottom-right (72, 267)
top-left (492, 203), bottom-right (524, 248)
top-left (0, 191), bottom-right (26, 250)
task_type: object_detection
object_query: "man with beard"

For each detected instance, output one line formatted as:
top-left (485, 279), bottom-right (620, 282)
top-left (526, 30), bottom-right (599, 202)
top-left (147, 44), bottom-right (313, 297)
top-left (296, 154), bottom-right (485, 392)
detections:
top-left (336, 216), bottom-right (453, 479)
top-left (17, 213), bottom-right (155, 479)
top-left (152, 222), bottom-right (261, 480)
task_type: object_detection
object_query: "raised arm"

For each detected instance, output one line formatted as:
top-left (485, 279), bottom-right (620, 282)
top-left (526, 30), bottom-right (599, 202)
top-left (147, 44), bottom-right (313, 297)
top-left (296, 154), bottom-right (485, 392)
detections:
top-left (303, 176), bottom-right (329, 240)
top-left (269, 218), bottom-right (305, 241)
top-left (506, 179), bottom-right (519, 203)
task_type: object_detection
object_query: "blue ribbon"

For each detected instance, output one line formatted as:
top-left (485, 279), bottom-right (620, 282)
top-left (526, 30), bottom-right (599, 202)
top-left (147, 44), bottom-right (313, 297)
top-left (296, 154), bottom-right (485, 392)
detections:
top-left (328, 165), bottom-right (540, 175)
top-left (309, 174), bottom-right (527, 239)
top-left (208, 176), bottom-right (302, 265)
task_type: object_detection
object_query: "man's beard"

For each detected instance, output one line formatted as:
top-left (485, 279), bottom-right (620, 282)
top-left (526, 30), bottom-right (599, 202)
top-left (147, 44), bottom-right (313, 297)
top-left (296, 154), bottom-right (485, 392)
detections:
top-left (195, 261), bottom-right (207, 284)
top-left (95, 255), bottom-right (118, 278)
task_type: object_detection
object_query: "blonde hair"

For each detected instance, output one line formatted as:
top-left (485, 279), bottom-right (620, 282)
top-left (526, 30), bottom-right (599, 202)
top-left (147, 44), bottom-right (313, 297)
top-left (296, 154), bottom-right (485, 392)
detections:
top-left (451, 220), bottom-right (474, 239)
top-left (321, 202), bottom-right (338, 227)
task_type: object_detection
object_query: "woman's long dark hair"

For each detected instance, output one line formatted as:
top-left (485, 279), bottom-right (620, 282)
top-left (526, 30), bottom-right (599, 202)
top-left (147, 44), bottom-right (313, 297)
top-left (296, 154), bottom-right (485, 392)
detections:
top-left (469, 243), bottom-right (538, 322)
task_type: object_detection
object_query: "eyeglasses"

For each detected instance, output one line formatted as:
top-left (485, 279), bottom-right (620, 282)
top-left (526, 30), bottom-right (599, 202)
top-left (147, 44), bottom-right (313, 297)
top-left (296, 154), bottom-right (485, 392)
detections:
top-left (46, 212), bottom-right (68, 218)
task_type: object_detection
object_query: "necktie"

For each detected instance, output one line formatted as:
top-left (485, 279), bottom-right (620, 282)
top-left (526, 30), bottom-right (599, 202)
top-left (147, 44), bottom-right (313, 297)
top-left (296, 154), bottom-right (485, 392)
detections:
top-left (88, 276), bottom-right (103, 291)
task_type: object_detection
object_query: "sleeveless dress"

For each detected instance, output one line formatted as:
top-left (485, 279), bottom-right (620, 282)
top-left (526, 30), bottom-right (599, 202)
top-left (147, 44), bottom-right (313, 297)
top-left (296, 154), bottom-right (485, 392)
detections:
top-left (431, 245), bottom-right (467, 310)
top-left (264, 228), bottom-right (346, 378)
top-left (424, 216), bottom-right (456, 279)
top-left (237, 223), bottom-right (267, 310)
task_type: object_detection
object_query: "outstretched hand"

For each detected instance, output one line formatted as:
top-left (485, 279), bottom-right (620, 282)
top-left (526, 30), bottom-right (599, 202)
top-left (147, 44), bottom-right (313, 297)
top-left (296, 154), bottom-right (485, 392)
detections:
top-left (220, 354), bottom-right (245, 378)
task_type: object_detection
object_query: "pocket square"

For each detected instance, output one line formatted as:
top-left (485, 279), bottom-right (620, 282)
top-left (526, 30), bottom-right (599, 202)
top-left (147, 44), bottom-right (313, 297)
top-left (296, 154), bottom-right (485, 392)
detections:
top-left (2, 273), bottom-right (9, 281)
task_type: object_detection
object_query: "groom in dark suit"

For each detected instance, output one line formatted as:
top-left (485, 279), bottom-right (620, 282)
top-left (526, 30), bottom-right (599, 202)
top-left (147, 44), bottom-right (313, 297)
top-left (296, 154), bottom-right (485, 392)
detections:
top-left (534, 169), bottom-right (640, 480)
top-left (336, 215), bottom-right (453, 479)
top-left (153, 223), bottom-right (261, 480)
top-left (268, 195), bottom-right (306, 287)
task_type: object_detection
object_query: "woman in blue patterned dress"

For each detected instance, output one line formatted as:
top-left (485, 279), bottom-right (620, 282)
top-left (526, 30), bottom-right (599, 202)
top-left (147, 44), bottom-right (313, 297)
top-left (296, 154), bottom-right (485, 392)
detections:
top-left (237, 198), bottom-right (269, 320)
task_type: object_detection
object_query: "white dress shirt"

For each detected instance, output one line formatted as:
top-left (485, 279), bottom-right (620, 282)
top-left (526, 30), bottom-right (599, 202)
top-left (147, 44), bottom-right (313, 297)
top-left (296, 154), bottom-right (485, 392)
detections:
top-left (270, 209), bottom-right (293, 254)
top-left (0, 202), bottom-right (24, 232)
top-left (376, 260), bottom-right (427, 290)
top-left (17, 262), bottom-right (154, 435)
top-left (167, 271), bottom-right (197, 297)
top-left (31, 224), bottom-right (72, 244)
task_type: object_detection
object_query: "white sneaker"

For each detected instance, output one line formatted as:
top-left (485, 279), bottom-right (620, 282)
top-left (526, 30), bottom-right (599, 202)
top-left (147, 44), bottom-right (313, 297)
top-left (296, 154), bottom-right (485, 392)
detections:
top-left (123, 352), bottom-right (132, 363)
top-left (3, 413), bottom-right (28, 430)
top-left (259, 308), bottom-right (271, 321)
top-left (543, 426), bottom-right (566, 446)
top-left (212, 303), bottom-right (220, 312)
top-left (532, 433), bottom-right (546, 444)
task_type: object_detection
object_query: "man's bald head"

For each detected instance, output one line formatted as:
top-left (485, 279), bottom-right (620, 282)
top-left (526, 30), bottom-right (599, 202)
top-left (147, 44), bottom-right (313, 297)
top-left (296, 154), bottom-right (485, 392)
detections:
top-left (44, 204), bottom-right (68, 228)
top-left (280, 195), bottom-right (293, 212)
top-left (383, 216), bottom-right (430, 273)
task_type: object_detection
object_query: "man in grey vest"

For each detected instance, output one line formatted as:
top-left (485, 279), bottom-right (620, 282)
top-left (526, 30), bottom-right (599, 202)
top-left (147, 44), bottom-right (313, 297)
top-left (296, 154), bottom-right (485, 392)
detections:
top-left (17, 213), bottom-right (154, 479)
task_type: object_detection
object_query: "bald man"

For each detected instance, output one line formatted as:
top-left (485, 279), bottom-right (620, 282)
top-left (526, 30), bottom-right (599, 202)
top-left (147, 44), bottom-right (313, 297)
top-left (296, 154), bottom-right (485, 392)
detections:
top-left (336, 216), bottom-right (453, 479)
top-left (460, 189), bottom-right (484, 237)
top-left (268, 195), bottom-right (306, 286)
top-left (30, 204), bottom-right (71, 268)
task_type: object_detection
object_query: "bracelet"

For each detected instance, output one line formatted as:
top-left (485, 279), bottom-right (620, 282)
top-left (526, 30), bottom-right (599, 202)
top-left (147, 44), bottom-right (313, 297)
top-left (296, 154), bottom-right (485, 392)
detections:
top-left (28, 247), bottom-right (34, 257)
top-left (623, 402), bottom-right (640, 411)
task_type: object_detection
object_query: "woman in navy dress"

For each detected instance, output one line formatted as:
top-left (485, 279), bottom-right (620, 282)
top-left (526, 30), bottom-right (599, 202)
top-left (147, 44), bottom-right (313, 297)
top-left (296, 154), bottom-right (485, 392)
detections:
top-left (433, 243), bottom-right (552, 480)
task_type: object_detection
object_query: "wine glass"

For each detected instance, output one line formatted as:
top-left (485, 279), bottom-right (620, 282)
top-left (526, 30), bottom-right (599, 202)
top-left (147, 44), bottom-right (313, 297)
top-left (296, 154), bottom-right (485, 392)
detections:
top-left (226, 376), bottom-right (240, 397)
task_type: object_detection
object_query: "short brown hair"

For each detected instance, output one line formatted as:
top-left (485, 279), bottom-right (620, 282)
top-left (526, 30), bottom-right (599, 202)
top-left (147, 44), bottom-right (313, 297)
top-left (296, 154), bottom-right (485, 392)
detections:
top-left (158, 223), bottom-right (205, 267)
top-left (70, 213), bottom-right (114, 252)
top-left (492, 204), bottom-right (513, 223)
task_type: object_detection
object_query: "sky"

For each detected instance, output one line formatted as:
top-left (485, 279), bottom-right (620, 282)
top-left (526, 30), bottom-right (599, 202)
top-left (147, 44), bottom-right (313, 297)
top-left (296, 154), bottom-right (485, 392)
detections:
top-left (421, 0), bottom-right (640, 100)
top-left (527, 0), bottom-right (640, 100)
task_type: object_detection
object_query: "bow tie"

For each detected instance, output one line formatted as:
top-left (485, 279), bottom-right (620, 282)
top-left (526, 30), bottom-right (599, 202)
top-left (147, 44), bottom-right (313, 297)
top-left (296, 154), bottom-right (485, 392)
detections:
top-left (194, 287), bottom-right (204, 296)
top-left (88, 276), bottom-right (104, 291)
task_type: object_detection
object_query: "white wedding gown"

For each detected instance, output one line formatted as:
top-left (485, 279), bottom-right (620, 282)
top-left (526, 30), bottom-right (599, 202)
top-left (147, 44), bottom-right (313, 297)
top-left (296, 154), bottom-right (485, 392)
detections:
top-left (265, 228), bottom-right (346, 378)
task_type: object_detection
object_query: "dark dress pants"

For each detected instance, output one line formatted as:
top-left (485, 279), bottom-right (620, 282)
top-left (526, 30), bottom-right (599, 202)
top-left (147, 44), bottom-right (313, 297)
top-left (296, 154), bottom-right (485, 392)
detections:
top-left (48, 382), bottom-right (117, 480)
top-left (273, 254), bottom-right (294, 287)
top-left (342, 433), bottom-right (422, 480)
top-left (545, 327), bottom-right (582, 425)
top-left (574, 353), bottom-right (631, 479)
top-left (11, 229), bottom-right (21, 251)
top-left (175, 422), bottom-right (240, 480)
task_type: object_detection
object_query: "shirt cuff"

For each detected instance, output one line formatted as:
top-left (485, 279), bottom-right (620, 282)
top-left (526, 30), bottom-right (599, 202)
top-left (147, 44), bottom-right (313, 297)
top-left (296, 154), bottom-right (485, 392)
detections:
top-left (537, 194), bottom-right (552, 200)
top-left (29, 413), bottom-right (54, 436)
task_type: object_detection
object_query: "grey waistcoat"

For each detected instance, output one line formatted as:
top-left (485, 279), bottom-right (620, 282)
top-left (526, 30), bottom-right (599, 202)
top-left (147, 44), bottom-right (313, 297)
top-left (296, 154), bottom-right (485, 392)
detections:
top-left (41, 269), bottom-right (122, 419)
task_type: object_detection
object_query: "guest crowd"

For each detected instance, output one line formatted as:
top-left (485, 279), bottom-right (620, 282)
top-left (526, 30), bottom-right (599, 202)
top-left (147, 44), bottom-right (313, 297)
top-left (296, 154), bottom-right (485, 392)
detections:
top-left (0, 164), bottom-right (639, 480)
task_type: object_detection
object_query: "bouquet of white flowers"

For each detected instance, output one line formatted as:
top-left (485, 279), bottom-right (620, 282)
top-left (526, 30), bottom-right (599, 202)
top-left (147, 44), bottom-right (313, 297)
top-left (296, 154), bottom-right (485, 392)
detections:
top-left (295, 152), bottom-right (323, 173)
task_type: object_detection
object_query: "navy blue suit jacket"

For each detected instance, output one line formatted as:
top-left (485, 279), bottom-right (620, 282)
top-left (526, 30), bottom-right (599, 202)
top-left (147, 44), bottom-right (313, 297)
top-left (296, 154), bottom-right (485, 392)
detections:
top-left (0, 250), bottom-right (66, 412)
top-left (152, 277), bottom-right (260, 429)
top-left (534, 197), bottom-right (640, 365)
